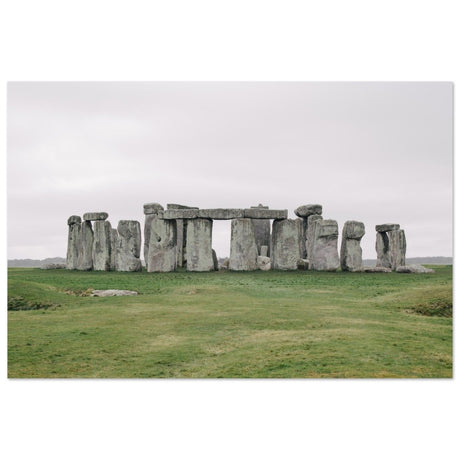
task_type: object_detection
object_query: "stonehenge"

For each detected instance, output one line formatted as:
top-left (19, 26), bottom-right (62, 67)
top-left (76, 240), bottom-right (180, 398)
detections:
top-left (66, 203), bottom-right (410, 274)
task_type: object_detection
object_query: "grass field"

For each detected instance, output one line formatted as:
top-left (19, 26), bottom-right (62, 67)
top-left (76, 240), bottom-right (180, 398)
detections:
top-left (8, 266), bottom-right (452, 378)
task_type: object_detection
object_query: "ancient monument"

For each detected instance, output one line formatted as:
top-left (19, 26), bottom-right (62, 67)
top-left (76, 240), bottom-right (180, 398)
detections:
top-left (66, 203), bottom-right (409, 273)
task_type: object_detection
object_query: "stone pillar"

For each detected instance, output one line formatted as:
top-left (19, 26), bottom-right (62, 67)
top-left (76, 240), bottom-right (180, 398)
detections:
top-left (294, 204), bottom-right (323, 259)
top-left (92, 220), bottom-right (112, 271)
top-left (271, 219), bottom-right (302, 270)
top-left (143, 203), bottom-right (164, 271)
top-left (250, 204), bottom-right (271, 256)
top-left (306, 214), bottom-right (323, 267)
top-left (116, 220), bottom-right (142, 272)
top-left (78, 220), bottom-right (94, 270)
top-left (309, 219), bottom-right (340, 271)
top-left (229, 218), bottom-right (259, 271)
top-left (375, 224), bottom-right (400, 270)
top-left (147, 216), bottom-right (177, 272)
top-left (340, 221), bottom-right (365, 272)
top-left (186, 218), bottom-right (214, 271)
top-left (389, 229), bottom-right (406, 270)
top-left (110, 228), bottom-right (118, 270)
top-left (66, 215), bottom-right (82, 270)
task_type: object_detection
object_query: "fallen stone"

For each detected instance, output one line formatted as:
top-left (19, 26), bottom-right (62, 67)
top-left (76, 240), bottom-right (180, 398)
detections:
top-left (229, 218), bottom-right (259, 271)
top-left (186, 218), bottom-right (214, 271)
top-left (78, 220), bottom-right (93, 270)
top-left (92, 220), bottom-right (113, 271)
top-left (116, 220), bottom-right (142, 272)
top-left (271, 219), bottom-right (302, 270)
top-left (375, 223), bottom-right (400, 232)
top-left (83, 212), bottom-right (108, 221)
top-left (257, 256), bottom-right (271, 271)
top-left (41, 263), bottom-right (66, 269)
top-left (364, 266), bottom-right (392, 273)
top-left (396, 264), bottom-right (435, 274)
top-left (91, 289), bottom-right (138, 297)
top-left (340, 221), bottom-right (365, 272)
top-left (143, 203), bottom-right (164, 215)
top-left (66, 216), bottom-right (81, 270)
top-left (309, 219), bottom-right (340, 271)
top-left (294, 204), bottom-right (322, 218)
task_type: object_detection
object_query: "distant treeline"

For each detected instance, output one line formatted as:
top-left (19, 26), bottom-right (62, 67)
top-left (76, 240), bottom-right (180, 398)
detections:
top-left (363, 257), bottom-right (452, 266)
top-left (8, 257), bottom-right (66, 268)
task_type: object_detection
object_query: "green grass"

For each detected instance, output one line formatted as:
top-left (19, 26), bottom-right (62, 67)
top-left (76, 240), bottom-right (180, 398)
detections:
top-left (8, 266), bottom-right (452, 378)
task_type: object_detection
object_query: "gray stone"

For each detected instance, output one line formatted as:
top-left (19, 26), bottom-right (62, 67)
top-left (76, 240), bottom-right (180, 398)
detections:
top-left (66, 217), bottom-right (81, 270)
top-left (212, 249), bottom-right (219, 271)
top-left (186, 218), bottom-right (214, 271)
top-left (42, 263), bottom-right (66, 269)
top-left (219, 258), bottom-right (230, 270)
top-left (91, 289), bottom-right (138, 297)
top-left (306, 214), bottom-right (323, 264)
top-left (243, 209), bottom-right (288, 219)
top-left (294, 204), bottom-right (322, 218)
top-left (396, 264), bottom-right (435, 274)
top-left (143, 202), bottom-right (164, 215)
top-left (78, 220), bottom-right (93, 270)
top-left (163, 209), bottom-right (199, 219)
top-left (364, 266), bottom-right (392, 273)
top-left (271, 219), bottom-right (303, 270)
top-left (250, 205), bottom-right (271, 256)
top-left (309, 219), bottom-right (340, 271)
top-left (166, 203), bottom-right (198, 210)
top-left (389, 229), bottom-right (406, 270)
top-left (229, 218), bottom-right (259, 271)
top-left (147, 217), bottom-right (177, 272)
top-left (116, 220), bottom-right (142, 272)
top-left (92, 220), bottom-right (112, 271)
top-left (110, 229), bottom-right (118, 270)
top-left (375, 223), bottom-right (400, 232)
top-left (257, 256), bottom-right (271, 271)
top-left (260, 245), bottom-right (268, 257)
top-left (340, 221), bottom-right (365, 272)
top-left (376, 232), bottom-right (391, 269)
top-left (199, 209), bottom-right (245, 220)
top-left (83, 212), bottom-right (108, 221)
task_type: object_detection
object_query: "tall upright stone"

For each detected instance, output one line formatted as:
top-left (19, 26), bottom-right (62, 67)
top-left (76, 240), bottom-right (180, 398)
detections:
top-left (309, 219), bottom-right (340, 271)
top-left (229, 218), bottom-right (259, 271)
top-left (306, 214), bottom-right (323, 266)
top-left (250, 204), bottom-right (271, 256)
top-left (78, 220), bottom-right (94, 270)
top-left (375, 232), bottom-right (390, 269)
top-left (271, 219), bottom-right (302, 270)
top-left (186, 218), bottom-right (214, 272)
top-left (110, 228), bottom-right (118, 270)
top-left (143, 203), bottom-right (164, 270)
top-left (389, 229), bottom-right (406, 270)
top-left (340, 221), bottom-right (365, 272)
top-left (92, 220), bottom-right (112, 271)
top-left (147, 216), bottom-right (177, 272)
top-left (66, 216), bottom-right (82, 270)
top-left (294, 204), bottom-right (323, 259)
top-left (116, 220), bottom-right (142, 272)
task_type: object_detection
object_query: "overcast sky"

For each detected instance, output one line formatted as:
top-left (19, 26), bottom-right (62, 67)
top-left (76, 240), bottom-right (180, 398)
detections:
top-left (7, 82), bottom-right (452, 260)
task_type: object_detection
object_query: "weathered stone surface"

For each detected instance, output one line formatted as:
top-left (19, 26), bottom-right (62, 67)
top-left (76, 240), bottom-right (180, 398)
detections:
top-left (116, 220), bottom-right (142, 272)
top-left (375, 232), bottom-right (391, 269)
top-left (42, 263), bottom-right (66, 269)
top-left (166, 204), bottom-right (198, 210)
top-left (340, 221), bottom-right (365, 272)
top-left (257, 256), bottom-right (271, 271)
top-left (364, 266), bottom-right (392, 273)
top-left (296, 217), bottom-right (307, 259)
top-left (110, 229), bottom-right (118, 270)
top-left (396, 264), bottom-right (435, 274)
top-left (163, 209), bottom-right (199, 219)
top-left (229, 218), bottom-right (259, 271)
top-left (186, 218), bottom-right (214, 271)
top-left (219, 258), bottom-right (229, 270)
top-left (91, 289), bottom-right (138, 297)
top-left (78, 220), bottom-right (93, 270)
top-left (389, 229), bottom-right (406, 270)
top-left (92, 220), bottom-right (112, 271)
top-left (244, 209), bottom-right (287, 219)
top-left (260, 245), bottom-right (268, 257)
top-left (199, 209), bottom-right (245, 220)
top-left (251, 205), bottom-right (271, 256)
top-left (297, 259), bottom-right (308, 270)
top-left (294, 204), bottom-right (322, 218)
top-left (146, 217), bottom-right (176, 272)
top-left (83, 212), bottom-right (108, 221)
top-left (212, 249), bottom-right (219, 271)
top-left (143, 203), bottom-right (164, 215)
top-left (306, 214), bottom-right (323, 264)
top-left (66, 217), bottom-right (81, 270)
top-left (67, 215), bottom-right (82, 225)
top-left (309, 219), bottom-right (340, 271)
top-left (375, 223), bottom-right (400, 232)
top-left (271, 219), bottom-right (303, 270)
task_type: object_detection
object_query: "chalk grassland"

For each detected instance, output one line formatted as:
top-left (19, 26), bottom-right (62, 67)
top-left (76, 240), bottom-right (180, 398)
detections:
top-left (8, 267), bottom-right (452, 378)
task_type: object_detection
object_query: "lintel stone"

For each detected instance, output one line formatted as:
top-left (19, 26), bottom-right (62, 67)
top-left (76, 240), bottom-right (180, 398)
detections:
top-left (376, 223), bottom-right (400, 232)
top-left (83, 212), bottom-right (108, 221)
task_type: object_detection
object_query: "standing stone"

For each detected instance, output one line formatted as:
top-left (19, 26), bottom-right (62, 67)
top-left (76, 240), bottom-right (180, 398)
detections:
top-left (389, 229), bottom-right (406, 270)
top-left (78, 220), bottom-right (94, 270)
top-left (92, 220), bottom-right (112, 271)
top-left (186, 218), bottom-right (214, 272)
top-left (306, 214), bottom-right (323, 266)
top-left (250, 204), bottom-right (271, 256)
top-left (376, 232), bottom-right (391, 269)
top-left (340, 221), bottom-right (365, 272)
top-left (271, 219), bottom-right (303, 270)
top-left (257, 256), bottom-right (271, 271)
top-left (66, 216), bottom-right (81, 270)
top-left (110, 229), bottom-right (118, 270)
top-left (116, 220), bottom-right (142, 272)
top-left (229, 218), bottom-right (259, 271)
top-left (260, 245), bottom-right (268, 257)
top-left (295, 204), bottom-right (323, 259)
top-left (147, 217), bottom-right (177, 272)
top-left (143, 203), bottom-right (164, 270)
top-left (309, 219), bottom-right (340, 271)
top-left (212, 249), bottom-right (219, 271)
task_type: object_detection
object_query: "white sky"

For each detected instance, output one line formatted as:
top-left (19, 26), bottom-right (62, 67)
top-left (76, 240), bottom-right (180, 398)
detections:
top-left (7, 82), bottom-right (452, 259)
